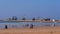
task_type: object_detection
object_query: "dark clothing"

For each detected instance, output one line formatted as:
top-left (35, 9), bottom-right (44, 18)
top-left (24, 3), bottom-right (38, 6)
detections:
top-left (30, 24), bottom-right (33, 29)
top-left (5, 25), bottom-right (8, 29)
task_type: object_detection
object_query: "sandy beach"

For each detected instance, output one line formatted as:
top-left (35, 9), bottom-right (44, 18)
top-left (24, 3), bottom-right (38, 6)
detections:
top-left (0, 27), bottom-right (60, 34)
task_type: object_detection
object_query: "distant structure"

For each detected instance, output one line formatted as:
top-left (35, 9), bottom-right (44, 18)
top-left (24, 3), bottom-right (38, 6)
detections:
top-left (5, 16), bottom-right (60, 22)
top-left (32, 17), bottom-right (35, 20)
top-left (42, 18), bottom-right (51, 21)
top-left (8, 16), bottom-right (18, 20)
top-left (22, 17), bottom-right (26, 20)
top-left (12, 16), bottom-right (18, 20)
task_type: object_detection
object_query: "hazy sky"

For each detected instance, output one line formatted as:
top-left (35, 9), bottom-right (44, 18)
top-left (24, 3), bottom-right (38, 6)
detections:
top-left (0, 0), bottom-right (60, 19)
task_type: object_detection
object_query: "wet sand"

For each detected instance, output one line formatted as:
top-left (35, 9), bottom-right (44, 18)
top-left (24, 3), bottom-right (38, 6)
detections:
top-left (0, 27), bottom-right (60, 34)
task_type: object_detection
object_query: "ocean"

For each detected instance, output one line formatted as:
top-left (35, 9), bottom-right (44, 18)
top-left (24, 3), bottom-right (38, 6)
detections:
top-left (0, 21), bottom-right (60, 29)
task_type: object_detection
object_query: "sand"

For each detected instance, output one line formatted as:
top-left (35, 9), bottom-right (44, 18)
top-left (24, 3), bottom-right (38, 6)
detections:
top-left (0, 27), bottom-right (60, 34)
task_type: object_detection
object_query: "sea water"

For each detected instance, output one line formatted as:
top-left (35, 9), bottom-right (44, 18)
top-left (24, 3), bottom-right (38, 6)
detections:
top-left (0, 21), bottom-right (60, 29)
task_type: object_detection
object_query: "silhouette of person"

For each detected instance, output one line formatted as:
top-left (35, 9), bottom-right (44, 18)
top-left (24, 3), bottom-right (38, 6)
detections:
top-left (25, 24), bottom-right (29, 27)
top-left (5, 25), bottom-right (8, 29)
top-left (30, 24), bottom-right (33, 29)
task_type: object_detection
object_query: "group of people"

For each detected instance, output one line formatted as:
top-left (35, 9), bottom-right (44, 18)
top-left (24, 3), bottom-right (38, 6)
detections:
top-left (25, 24), bottom-right (34, 29)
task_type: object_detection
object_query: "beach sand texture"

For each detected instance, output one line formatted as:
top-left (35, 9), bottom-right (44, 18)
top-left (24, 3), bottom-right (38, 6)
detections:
top-left (0, 27), bottom-right (60, 34)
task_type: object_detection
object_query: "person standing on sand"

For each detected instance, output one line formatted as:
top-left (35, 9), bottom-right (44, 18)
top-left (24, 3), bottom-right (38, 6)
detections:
top-left (30, 24), bottom-right (33, 29)
top-left (5, 25), bottom-right (8, 29)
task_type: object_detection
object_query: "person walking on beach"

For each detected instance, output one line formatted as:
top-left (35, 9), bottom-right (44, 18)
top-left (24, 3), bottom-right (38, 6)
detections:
top-left (30, 24), bottom-right (33, 29)
top-left (5, 25), bottom-right (8, 29)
